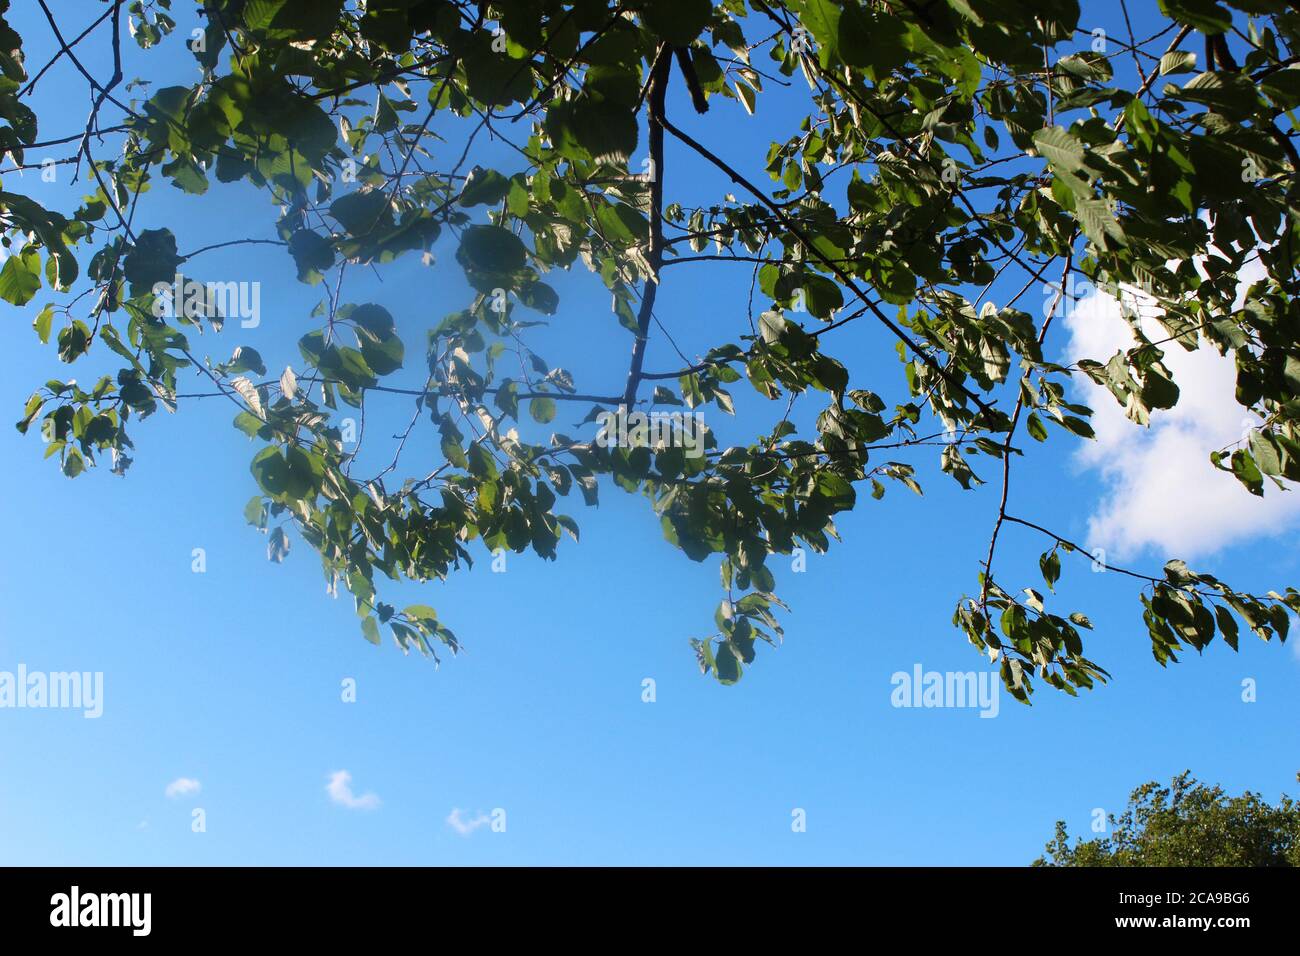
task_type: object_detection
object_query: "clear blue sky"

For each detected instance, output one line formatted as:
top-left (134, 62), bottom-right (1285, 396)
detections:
top-left (1, 1), bottom-right (1297, 866)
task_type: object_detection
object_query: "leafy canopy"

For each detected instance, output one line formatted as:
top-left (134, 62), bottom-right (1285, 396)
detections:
top-left (1035, 770), bottom-right (1300, 866)
top-left (4, 0), bottom-right (1300, 695)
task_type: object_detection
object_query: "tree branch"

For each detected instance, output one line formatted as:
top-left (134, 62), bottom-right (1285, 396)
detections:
top-left (620, 45), bottom-right (672, 410)
top-left (657, 110), bottom-right (996, 417)
top-left (979, 250), bottom-right (1074, 614)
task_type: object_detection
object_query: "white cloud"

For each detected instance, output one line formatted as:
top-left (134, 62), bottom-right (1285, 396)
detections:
top-left (445, 808), bottom-right (490, 836)
top-left (1059, 257), bottom-right (1300, 561)
top-left (164, 777), bottom-right (201, 799)
top-left (326, 770), bottom-right (380, 811)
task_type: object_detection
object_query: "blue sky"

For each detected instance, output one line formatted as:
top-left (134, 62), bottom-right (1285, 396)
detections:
top-left (1, 1), bottom-right (1297, 866)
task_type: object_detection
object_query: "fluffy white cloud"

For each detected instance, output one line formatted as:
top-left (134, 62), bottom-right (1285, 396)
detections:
top-left (164, 777), bottom-right (201, 799)
top-left (326, 770), bottom-right (380, 811)
top-left (445, 808), bottom-right (490, 836)
top-left (1060, 258), bottom-right (1300, 561)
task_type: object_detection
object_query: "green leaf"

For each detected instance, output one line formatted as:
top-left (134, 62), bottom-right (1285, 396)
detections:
top-left (234, 411), bottom-right (265, 437)
top-left (713, 641), bottom-right (742, 684)
top-left (330, 190), bottom-right (390, 236)
top-left (1159, 51), bottom-right (1197, 76)
top-left (287, 230), bottom-right (334, 284)
top-left (518, 280), bottom-right (559, 315)
top-left (1039, 550), bottom-right (1061, 592)
top-left (1032, 126), bottom-right (1086, 177)
top-left (1157, 0), bottom-right (1232, 35)
top-left (458, 167), bottom-right (511, 207)
top-left (267, 526), bottom-right (291, 563)
top-left (56, 321), bottom-right (91, 363)
top-left (243, 495), bottom-right (267, 529)
top-left (457, 225), bottom-right (527, 275)
top-left (544, 98), bottom-right (638, 164)
top-left (1026, 413), bottom-right (1048, 442)
top-left (123, 228), bottom-right (180, 297)
top-left (1060, 415), bottom-right (1096, 439)
top-left (1180, 72), bottom-right (1261, 119)
top-left (0, 249), bottom-right (41, 305)
top-left (640, 0), bottom-right (712, 46)
top-left (33, 304), bottom-right (54, 343)
top-left (361, 615), bottom-right (381, 645)
top-left (529, 396), bottom-right (557, 424)
top-left (250, 446), bottom-right (289, 496)
top-left (759, 310), bottom-right (786, 344)
top-left (243, 0), bottom-right (344, 41)
top-left (351, 304), bottom-right (403, 376)
top-left (228, 346), bottom-right (267, 376)
top-left (61, 447), bottom-right (84, 478)
top-left (1140, 366), bottom-right (1180, 411)
top-left (799, 273), bottom-right (843, 318)
top-left (403, 604), bottom-right (438, 625)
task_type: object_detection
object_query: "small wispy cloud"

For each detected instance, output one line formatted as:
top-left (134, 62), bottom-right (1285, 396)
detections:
top-left (164, 777), bottom-right (201, 799)
top-left (445, 808), bottom-right (491, 836)
top-left (326, 770), bottom-right (380, 811)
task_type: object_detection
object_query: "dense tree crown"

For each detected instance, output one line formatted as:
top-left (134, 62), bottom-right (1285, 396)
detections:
top-left (3, 0), bottom-right (1299, 696)
top-left (1036, 771), bottom-right (1300, 865)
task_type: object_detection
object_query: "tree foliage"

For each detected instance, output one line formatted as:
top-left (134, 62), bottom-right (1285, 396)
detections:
top-left (4, 0), bottom-right (1300, 693)
top-left (1035, 770), bottom-right (1300, 866)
